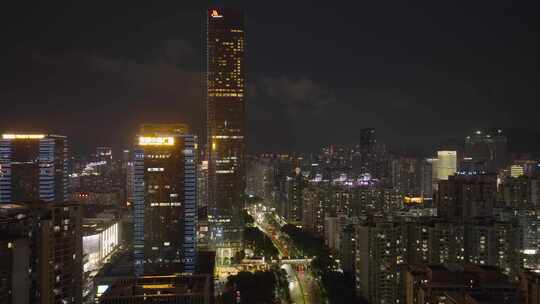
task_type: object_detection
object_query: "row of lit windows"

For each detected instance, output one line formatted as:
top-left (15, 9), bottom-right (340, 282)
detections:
top-left (209, 88), bottom-right (244, 93)
top-left (213, 70), bottom-right (245, 79)
top-left (147, 185), bottom-right (171, 190)
top-left (216, 170), bottom-right (234, 174)
top-left (209, 82), bottom-right (244, 87)
top-left (216, 77), bottom-right (244, 88)
top-left (150, 202), bottom-right (181, 207)
top-left (209, 93), bottom-right (244, 97)
top-left (210, 75), bottom-right (240, 84)
top-left (211, 135), bottom-right (244, 139)
top-left (146, 154), bottom-right (171, 159)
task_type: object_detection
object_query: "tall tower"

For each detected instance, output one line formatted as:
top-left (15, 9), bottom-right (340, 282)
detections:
top-left (360, 128), bottom-right (376, 175)
top-left (464, 129), bottom-right (507, 173)
top-left (133, 124), bottom-right (198, 275)
top-left (435, 150), bottom-right (457, 180)
top-left (206, 7), bottom-right (246, 251)
top-left (0, 133), bottom-right (69, 203)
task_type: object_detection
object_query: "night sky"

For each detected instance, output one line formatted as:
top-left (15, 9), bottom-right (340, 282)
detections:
top-left (2, 1), bottom-right (539, 156)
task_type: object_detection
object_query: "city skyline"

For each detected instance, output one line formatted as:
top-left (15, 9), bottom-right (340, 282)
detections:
top-left (2, 1), bottom-right (539, 155)
top-left (2, 3), bottom-right (540, 303)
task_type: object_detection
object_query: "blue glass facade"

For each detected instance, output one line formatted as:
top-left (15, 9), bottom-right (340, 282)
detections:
top-left (133, 149), bottom-right (146, 276)
top-left (0, 135), bottom-right (68, 203)
top-left (183, 135), bottom-right (197, 273)
top-left (132, 131), bottom-right (197, 275)
top-left (0, 140), bottom-right (12, 202)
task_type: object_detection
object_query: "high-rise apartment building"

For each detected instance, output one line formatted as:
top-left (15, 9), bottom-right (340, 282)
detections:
top-left (464, 129), bottom-right (508, 173)
top-left (245, 156), bottom-right (274, 200)
top-left (286, 169), bottom-right (307, 223)
top-left (0, 133), bottom-right (68, 203)
top-left (339, 224), bottom-right (356, 274)
top-left (436, 174), bottom-right (497, 221)
top-left (0, 202), bottom-right (82, 304)
top-left (420, 159), bottom-right (433, 201)
top-left (355, 220), bottom-right (408, 303)
top-left (360, 128), bottom-right (377, 175)
top-left (406, 220), bottom-right (465, 265)
top-left (133, 124), bottom-right (197, 275)
top-left (206, 7), bottom-right (246, 250)
top-left (464, 218), bottom-right (521, 277)
top-left (391, 157), bottom-right (422, 197)
top-left (500, 176), bottom-right (540, 209)
top-left (404, 264), bottom-right (518, 304)
top-left (353, 216), bottom-right (521, 303)
top-left (324, 213), bottom-right (350, 252)
top-left (302, 185), bottom-right (329, 235)
top-left (520, 270), bottom-right (540, 304)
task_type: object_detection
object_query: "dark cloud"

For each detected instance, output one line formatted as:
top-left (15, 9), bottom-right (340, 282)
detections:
top-left (248, 76), bottom-right (337, 151)
top-left (255, 76), bottom-right (335, 116)
top-left (154, 39), bottom-right (196, 66)
top-left (1, 40), bottom-right (204, 154)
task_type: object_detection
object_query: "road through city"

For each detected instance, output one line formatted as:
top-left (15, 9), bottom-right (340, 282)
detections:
top-left (249, 205), bottom-right (324, 304)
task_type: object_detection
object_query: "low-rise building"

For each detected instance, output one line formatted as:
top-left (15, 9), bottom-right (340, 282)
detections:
top-left (404, 264), bottom-right (518, 304)
top-left (99, 274), bottom-right (213, 304)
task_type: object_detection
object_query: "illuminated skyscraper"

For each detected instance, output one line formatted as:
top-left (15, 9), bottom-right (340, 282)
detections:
top-left (434, 150), bottom-right (457, 181)
top-left (0, 133), bottom-right (68, 203)
top-left (206, 7), bottom-right (246, 250)
top-left (133, 124), bottom-right (197, 275)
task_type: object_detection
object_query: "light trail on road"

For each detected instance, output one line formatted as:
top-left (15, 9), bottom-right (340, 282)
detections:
top-left (248, 206), bottom-right (324, 304)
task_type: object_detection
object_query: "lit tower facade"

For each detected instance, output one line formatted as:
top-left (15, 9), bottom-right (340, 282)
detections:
top-left (133, 124), bottom-right (197, 275)
top-left (435, 151), bottom-right (457, 180)
top-left (206, 8), bottom-right (246, 252)
top-left (0, 133), bottom-right (68, 203)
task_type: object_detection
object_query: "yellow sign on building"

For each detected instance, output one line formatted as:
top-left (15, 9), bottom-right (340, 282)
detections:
top-left (138, 136), bottom-right (175, 146)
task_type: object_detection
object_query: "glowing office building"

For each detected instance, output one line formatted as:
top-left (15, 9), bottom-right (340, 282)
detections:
top-left (206, 8), bottom-right (246, 250)
top-left (132, 124), bottom-right (197, 275)
top-left (83, 219), bottom-right (120, 273)
top-left (434, 151), bottom-right (457, 181)
top-left (510, 164), bottom-right (525, 178)
top-left (0, 133), bottom-right (68, 203)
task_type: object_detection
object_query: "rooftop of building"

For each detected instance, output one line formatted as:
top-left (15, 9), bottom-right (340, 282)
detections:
top-left (100, 274), bottom-right (211, 300)
top-left (139, 123), bottom-right (189, 136)
top-left (82, 215), bottom-right (119, 236)
top-left (407, 263), bottom-right (515, 288)
top-left (0, 203), bottom-right (29, 219)
top-left (0, 201), bottom-right (80, 221)
top-left (465, 293), bottom-right (517, 304)
top-left (196, 251), bottom-right (216, 276)
top-left (95, 249), bottom-right (134, 278)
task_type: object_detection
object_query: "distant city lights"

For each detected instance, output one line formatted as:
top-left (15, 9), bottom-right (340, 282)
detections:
top-left (2, 134), bottom-right (45, 139)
